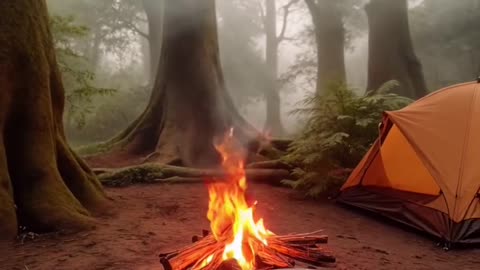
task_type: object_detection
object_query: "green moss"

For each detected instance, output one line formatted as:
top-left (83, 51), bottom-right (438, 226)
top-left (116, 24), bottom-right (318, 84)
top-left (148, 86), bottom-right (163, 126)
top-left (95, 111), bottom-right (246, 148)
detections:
top-left (75, 141), bottom-right (114, 156)
top-left (0, 189), bottom-right (17, 240)
top-left (20, 173), bottom-right (95, 233)
top-left (98, 163), bottom-right (166, 187)
top-left (0, 1), bottom-right (110, 238)
top-left (58, 142), bottom-right (107, 210)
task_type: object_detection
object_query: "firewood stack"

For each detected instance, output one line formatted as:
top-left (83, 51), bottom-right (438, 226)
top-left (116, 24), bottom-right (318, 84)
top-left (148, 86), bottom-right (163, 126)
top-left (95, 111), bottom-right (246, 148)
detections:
top-left (159, 230), bottom-right (335, 270)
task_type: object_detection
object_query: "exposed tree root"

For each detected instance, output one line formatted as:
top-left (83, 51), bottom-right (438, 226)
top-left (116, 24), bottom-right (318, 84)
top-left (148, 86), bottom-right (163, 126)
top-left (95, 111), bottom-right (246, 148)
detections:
top-left (96, 163), bottom-right (292, 187)
top-left (269, 138), bottom-right (293, 152)
top-left (246, 160), bottom-right (292, 170)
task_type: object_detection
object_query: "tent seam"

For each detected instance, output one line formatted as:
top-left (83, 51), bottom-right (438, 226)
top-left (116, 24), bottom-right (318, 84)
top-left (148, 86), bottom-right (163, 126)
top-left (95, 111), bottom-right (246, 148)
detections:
top-left (357, 117), bottom-right (392, 186)
top-left (452, 86), bottom-right (477, 218)
top-left (456, 84), bottom-right (480, 222)
top-left (395, 81), bottom-right (477, 112)
top-left (386, 115), bottom-right (443, 196)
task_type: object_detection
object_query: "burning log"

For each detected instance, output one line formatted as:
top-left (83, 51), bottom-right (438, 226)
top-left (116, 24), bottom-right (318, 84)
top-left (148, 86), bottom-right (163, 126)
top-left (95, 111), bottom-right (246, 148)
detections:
top-left (159, 230), bottom-right (335, 270)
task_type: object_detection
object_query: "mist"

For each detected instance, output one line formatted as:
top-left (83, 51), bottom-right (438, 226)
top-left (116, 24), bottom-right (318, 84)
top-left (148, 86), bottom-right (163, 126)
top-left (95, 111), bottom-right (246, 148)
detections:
top-left (2, 1), bottom-right (480, 265)
top-left (45, 0), bottom-right (480, 144)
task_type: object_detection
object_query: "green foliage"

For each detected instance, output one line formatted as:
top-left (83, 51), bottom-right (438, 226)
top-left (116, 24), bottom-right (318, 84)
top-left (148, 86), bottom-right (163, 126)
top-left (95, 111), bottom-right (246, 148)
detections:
top-left (282, 81), bottom-right (413, 197)
top-left (50, 15), bottom-right (116, 128)
top-left (98, 164), bottom-right (166, 187)
top-left (68, 84), bottom-right (149, 146)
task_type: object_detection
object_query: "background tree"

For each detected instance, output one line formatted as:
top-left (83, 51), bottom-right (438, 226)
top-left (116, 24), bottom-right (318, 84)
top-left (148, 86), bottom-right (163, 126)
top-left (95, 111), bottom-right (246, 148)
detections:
top-left (0, 0), bottom-right (109, 240)
top-left (50, 15), bottom-right (116, 130)
top-left (260, 0), bottom-right (299, 136)
top-left (366, 0), bottom-right (428, 99)
top-left (141, 0), bottom-right (163, 84)
top-left (305, 0), bottom-right (346, 94)
top-left (47, 0), bottom-right (142, 71)
top-left (283, 0), bottom-right (366, 96)
top-left (47, 0), bottom-right (152, 146)
top-left (411, 0), bottom-right (480, 89)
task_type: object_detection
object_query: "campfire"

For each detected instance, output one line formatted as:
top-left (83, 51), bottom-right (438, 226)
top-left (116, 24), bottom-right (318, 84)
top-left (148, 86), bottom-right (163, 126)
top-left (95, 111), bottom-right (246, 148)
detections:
top-left (159, 129), bottom-right (335, 270)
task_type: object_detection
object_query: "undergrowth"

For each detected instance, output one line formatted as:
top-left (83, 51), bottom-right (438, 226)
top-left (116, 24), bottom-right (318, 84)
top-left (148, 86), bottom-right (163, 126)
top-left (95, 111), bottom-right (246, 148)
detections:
top-left (282, 81), bottom-right (413, 197)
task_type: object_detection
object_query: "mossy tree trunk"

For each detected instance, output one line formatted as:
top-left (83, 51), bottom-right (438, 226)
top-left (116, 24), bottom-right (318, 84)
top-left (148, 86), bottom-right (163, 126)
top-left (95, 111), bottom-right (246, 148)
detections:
top-left (366, 0), bottom-right (428, 99)
top-left (305, 0), bottom-right (347, 94)
top-left (95, 0), bottom-right (259, 169)
top-left (0, 0), bottom-right (109, 240)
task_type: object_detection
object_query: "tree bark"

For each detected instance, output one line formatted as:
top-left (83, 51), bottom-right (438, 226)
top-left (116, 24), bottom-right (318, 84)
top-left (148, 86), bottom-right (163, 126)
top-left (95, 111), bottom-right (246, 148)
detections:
top-left (264, 0), bottom-right (286, 137)
top-left (0, 0), bottom-right (109, 240)
top-left (89, 0), bottom-right (259, 169)
top-left (365, 0), bottom-right (428, 99)
top-left (142, 0), bottom-right (163, 85)
top-left (305, 0), bottom-right (347, 94)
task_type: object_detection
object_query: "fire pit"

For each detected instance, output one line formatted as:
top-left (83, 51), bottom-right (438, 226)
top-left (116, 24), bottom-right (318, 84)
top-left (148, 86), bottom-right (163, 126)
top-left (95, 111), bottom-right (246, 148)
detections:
top-left (159, 130), bottom-right (335, 270)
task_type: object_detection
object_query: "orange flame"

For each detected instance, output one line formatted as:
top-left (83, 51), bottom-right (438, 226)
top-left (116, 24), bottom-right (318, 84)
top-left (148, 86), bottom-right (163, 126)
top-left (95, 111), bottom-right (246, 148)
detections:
top-left (202, 128), bottom-right (273, 270)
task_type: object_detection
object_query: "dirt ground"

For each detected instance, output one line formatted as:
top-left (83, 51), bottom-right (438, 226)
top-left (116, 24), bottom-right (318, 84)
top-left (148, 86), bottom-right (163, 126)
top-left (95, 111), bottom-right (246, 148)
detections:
top-left (1, 183), bottom-right (479, 270)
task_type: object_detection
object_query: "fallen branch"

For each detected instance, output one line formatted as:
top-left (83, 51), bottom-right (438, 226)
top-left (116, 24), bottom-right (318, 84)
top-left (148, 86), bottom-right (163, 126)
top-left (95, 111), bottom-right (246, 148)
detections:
top-left (246, 160), bottom-right (291, 170)
top-left (270, 138), bottom-right (293, 152)
top-left (96, 163), bottom-right (291, 187)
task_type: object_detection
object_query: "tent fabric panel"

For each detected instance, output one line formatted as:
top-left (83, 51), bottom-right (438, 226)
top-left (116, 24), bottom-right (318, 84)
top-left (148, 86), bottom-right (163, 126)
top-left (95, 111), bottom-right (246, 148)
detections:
top-left (387, 83), bottom-right (477, 202)
top-left (453, 84), bottom-right (480, 221)
top-left (379, 124), bottom-right (440, 195)
top-left (361, 148), bottom-right (391, 188)
top-left (463, 198), bottom-right (480, 220)
top-left (342, 117), bottom-right (391, 191)
top-left (337, 187), bottom-right (480, 244)
top-left (341, 140), bottom-right (379, 190)
top-left (337, 187), bottom-right (449, 241)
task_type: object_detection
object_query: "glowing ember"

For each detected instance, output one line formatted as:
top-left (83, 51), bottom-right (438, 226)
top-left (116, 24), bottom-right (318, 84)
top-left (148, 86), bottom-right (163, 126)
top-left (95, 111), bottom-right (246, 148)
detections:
top-left (202, 128), bottom-right (273, 270)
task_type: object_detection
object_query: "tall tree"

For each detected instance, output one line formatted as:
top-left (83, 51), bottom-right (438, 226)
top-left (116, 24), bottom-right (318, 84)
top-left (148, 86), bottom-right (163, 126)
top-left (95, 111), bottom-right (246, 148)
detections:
top-left (305, 0), bottom-right (347, 94)
top-left (261, 0), bottom-right (299, 136)
top-left (365, 0), bottom-right (428, 99)
top-left (411, 0), bottom-right (480, 89)
top-left (263, 0), bottom-right (286, 136)
top-left (89, 0), bottom-right (259, 168)
top-left (142, 0), bottom-right (163, 84)
top-left (0, 0), bottom-right (108, 240)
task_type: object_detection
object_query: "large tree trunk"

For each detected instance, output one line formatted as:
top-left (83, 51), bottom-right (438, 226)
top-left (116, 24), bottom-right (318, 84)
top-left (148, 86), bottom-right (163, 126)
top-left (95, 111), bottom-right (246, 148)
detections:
top-left (264, 0), bottom-right (286, 137)
top-left (366, 0), bottom-right (428, 99)
top-left (88, 0), bottom-right (259, 169)
top-left (0, 0), bottom-right (109, 240)
top-left (305, 0), bottom-right (346, 94)
top-left (142, 0), bottom-right (163, 85)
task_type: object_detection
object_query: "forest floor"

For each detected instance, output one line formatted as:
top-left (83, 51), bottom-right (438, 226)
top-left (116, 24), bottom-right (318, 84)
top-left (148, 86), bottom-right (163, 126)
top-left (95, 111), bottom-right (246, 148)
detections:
top-left (1, 183), bottom-right (479, 270)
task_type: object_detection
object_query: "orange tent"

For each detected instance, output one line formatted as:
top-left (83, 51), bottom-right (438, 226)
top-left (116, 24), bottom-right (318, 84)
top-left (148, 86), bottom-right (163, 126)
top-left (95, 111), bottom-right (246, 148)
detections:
top-left (337, 81), bottom-right (480, 245)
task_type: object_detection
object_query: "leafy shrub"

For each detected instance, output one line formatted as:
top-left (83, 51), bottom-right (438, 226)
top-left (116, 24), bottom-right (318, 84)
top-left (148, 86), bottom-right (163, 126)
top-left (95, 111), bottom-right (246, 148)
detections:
top-left (50, 15), bottom-right (116, 129)
top-left (282, 81), bottom-right (413, 197)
